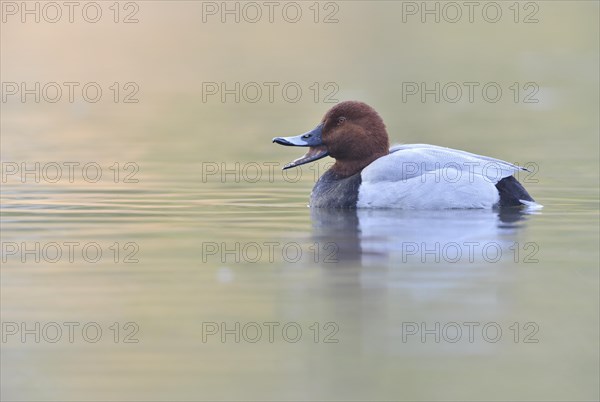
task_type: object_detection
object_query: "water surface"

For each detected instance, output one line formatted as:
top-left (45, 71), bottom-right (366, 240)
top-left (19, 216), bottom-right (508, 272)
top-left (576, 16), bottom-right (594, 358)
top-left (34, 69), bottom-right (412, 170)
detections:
top-left (1, 1), bottom-right (599, 401)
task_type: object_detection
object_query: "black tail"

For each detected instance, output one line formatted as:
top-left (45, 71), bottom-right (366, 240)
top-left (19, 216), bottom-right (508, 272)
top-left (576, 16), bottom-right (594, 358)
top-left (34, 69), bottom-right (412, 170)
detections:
top-left (495, 176), bottom-right (535, 207)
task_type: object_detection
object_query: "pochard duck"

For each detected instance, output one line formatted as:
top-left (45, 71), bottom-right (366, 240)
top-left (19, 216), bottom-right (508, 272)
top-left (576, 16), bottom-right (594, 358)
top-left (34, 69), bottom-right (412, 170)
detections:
top-left (273, 101), bottom-right (540, 209)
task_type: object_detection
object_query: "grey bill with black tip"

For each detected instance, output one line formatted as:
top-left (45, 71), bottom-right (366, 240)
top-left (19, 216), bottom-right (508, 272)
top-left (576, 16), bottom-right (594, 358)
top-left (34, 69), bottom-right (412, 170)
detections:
top-left (272, 124), bottom-right (329, 169)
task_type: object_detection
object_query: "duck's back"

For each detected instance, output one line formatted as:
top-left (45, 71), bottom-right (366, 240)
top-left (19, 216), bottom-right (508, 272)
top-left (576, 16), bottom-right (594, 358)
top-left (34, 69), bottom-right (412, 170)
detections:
top-left (356, 144), bottom-right (537, 209)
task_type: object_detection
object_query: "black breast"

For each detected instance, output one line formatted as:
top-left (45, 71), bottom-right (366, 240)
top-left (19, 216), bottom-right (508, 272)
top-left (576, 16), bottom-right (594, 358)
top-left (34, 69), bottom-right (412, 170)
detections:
top-left (310, 170), bottom-right (362, 208)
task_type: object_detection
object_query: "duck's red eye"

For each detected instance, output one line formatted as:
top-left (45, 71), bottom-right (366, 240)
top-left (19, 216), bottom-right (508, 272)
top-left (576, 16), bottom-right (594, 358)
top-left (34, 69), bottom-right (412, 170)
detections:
top-left (337, 117), bottom-right (346, 125)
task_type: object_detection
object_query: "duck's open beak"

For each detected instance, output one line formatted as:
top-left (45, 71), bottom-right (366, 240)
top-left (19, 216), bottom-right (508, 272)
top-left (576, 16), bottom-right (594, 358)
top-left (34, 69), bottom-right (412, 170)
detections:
top-left (272, 124), bottom-right (329, 170)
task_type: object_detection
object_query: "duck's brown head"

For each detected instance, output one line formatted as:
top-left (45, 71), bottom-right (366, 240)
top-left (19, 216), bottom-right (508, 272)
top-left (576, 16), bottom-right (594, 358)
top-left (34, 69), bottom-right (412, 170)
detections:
top-left (273, 101), bottom-right (390, 177)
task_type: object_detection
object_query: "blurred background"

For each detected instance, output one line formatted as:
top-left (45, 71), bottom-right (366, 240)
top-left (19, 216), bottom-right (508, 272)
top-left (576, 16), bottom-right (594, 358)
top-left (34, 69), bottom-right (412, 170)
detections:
top-left (1, 1), bottom-right (599, 401)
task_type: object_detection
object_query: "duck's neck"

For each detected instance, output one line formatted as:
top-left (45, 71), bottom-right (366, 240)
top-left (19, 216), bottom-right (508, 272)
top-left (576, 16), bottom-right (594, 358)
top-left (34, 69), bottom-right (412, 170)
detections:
top-left (330, 152), bottom-right (388, 178)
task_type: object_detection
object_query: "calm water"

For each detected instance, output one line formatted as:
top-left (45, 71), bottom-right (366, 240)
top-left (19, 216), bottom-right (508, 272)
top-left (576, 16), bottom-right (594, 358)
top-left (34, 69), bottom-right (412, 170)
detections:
top-left (1, 1), bottom-right (599, 401)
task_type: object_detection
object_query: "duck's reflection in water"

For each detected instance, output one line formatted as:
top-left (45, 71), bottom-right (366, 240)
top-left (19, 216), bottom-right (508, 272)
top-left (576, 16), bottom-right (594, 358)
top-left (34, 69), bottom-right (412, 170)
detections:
top-left (311, 207), bottom-right (535, 266)
top-left (308, 208), bottom-right (540, 359)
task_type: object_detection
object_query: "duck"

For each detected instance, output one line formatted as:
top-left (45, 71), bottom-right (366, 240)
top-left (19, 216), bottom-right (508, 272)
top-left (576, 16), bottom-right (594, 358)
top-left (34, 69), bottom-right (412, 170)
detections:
top-left (273, 101), bottom-right (541, 209)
